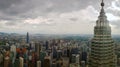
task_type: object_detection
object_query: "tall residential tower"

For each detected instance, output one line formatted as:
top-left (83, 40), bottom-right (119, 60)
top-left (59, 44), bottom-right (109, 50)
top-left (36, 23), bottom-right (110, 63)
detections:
top-left (89, 0), bottom-right (116, 67)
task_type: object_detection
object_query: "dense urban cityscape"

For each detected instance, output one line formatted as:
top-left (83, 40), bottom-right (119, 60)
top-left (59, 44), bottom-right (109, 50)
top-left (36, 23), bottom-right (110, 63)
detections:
top-left (0, 0), bottom-right (120, 67)
top-left (0, 32), bottom-right (91, 67)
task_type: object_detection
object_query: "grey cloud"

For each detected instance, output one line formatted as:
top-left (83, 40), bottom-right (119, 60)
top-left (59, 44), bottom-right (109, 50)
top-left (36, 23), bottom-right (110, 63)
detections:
top-left (0, 0), bottom-right (113, 20)
top-left (108, 20), bottom-right (120, 31)
top-left (107, 10), bottom-right (119, 16)
top-left (0, 0), bottom-right (22, 10)
top-left (0, 0), bottom-right (118, 34)
top-left (69, 18), bottom-right (78, 21)
top-left (4, 20), bottom-right (24, 26)
top-left (106, 0), bottom-right (120, 17)
top-left (115, 0), bottom-right (120, 7)
top-left (5, 21), bottom-right (17, 26)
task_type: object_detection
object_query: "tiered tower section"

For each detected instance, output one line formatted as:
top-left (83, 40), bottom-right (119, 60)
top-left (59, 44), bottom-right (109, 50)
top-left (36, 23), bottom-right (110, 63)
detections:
top-left (89, 0), bottom-right (116, 67)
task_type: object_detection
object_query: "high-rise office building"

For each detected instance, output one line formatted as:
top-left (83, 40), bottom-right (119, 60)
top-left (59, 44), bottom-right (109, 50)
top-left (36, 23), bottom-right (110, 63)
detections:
top-left (57, 59), bottom-right (63, 67)
top-left (57, 50), bottom-right (62, 59)
top-left (71, 54), bottom-right (79, 64)
top-left (10, 45), bottom-right (16, 64)
top-left (14, 59), bottom-right (20, 67)
top-left (81, 61), bottom-right (85, 67)
top-left (71, 54), bottom-right (76, 63)
top-left (70, 63), bottom-right (80, 67)
top-left (53, 47), bottom-right (57, 59)
top-left (45, 41), bottom-right (49, 50)
top-left (26, 32), bottom-right (29, 44)
top-left (62, 57), bottom-right (69, 67)
top-left (37, 61), bottom-right (41, 67)
top-left (4, 56), bottom-right (10, 67)
top-left (0, 53), bottom-right (3, 64)
top-left (81, 52), bottom-right (87, 64)
top-left (35, 43), bottom-right (41, 60)
top-left (19, 57), bottom-right (24, 67)
top-left (89, 0), bottom-right (116, 67)
top-left (52, 62), bottom-right (57, 67)
top-left (43, 56), bottom-right (51, 67)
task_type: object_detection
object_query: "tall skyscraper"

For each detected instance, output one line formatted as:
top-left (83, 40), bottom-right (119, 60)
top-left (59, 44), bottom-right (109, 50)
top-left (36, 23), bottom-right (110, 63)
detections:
top-left (81, 61), bottom-right (85, 67)
top-left (10, 45), bottom-right (16, 64)
top-left (43, 56), bottom-right (51, 67)
top-left (89, 0), bottom-right (116, 67)
top-left (37, 61), bottom-right (41, 67)
top-left (4, 56), bottom-right (10, 67)
top-left (45, 41), bottom-right (49, 50)
top-left (35, 42), bottom-right (41, 60)
top-left (26, 32), bottom-right (29, 44)
top-left (19, 57), bottom-right (24, 67)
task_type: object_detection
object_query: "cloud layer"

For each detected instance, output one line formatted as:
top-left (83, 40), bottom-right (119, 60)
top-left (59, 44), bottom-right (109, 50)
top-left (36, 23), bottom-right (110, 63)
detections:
top-left (0, 0), bottom-right (119, 34)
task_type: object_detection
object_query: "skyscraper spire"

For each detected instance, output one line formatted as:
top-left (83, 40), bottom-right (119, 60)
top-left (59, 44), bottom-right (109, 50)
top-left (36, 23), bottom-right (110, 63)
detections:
top-left (96, 0), bottom-right (108, 27)
top-left (99, 0), bottom-right (106, 17)
top-left (101, 0), bottom-right (104, 7)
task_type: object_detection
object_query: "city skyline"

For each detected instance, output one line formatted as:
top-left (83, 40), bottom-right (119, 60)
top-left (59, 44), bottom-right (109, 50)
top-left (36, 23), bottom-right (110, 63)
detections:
top-left (0, 0), bottom-right (119, 34)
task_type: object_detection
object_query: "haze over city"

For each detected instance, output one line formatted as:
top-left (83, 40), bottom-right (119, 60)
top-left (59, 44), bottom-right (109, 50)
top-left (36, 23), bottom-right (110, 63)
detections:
top-left (0, 0), bottom-right (119, 34)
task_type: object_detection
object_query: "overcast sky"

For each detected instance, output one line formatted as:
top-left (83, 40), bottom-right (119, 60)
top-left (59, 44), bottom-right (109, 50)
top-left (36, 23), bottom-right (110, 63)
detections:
top-left (0, 0), bottom-right (119, 34)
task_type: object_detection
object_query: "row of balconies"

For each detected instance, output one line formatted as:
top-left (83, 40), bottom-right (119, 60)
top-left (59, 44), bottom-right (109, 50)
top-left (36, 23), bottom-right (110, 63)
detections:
top-left (91, 49), bottom-right (114, 54)
top-left (94, 38), bottom-right (112, 40)
top-left (91, 47), bottom-right (114, 52)
top-left (91, 44), bottom-right (114, 48)
top-left (91, 40), bottom-right (114, 44)
top-left (90, 55), bottom-right (115, 63)
top-left (91, 44), bottom-right (114, 47)
top-left (91, 52), bottom-right (114, 57)
top-left (94, 36), bottom-right (111, 38)
top-left (94, 26), bottom-right (111, 29)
